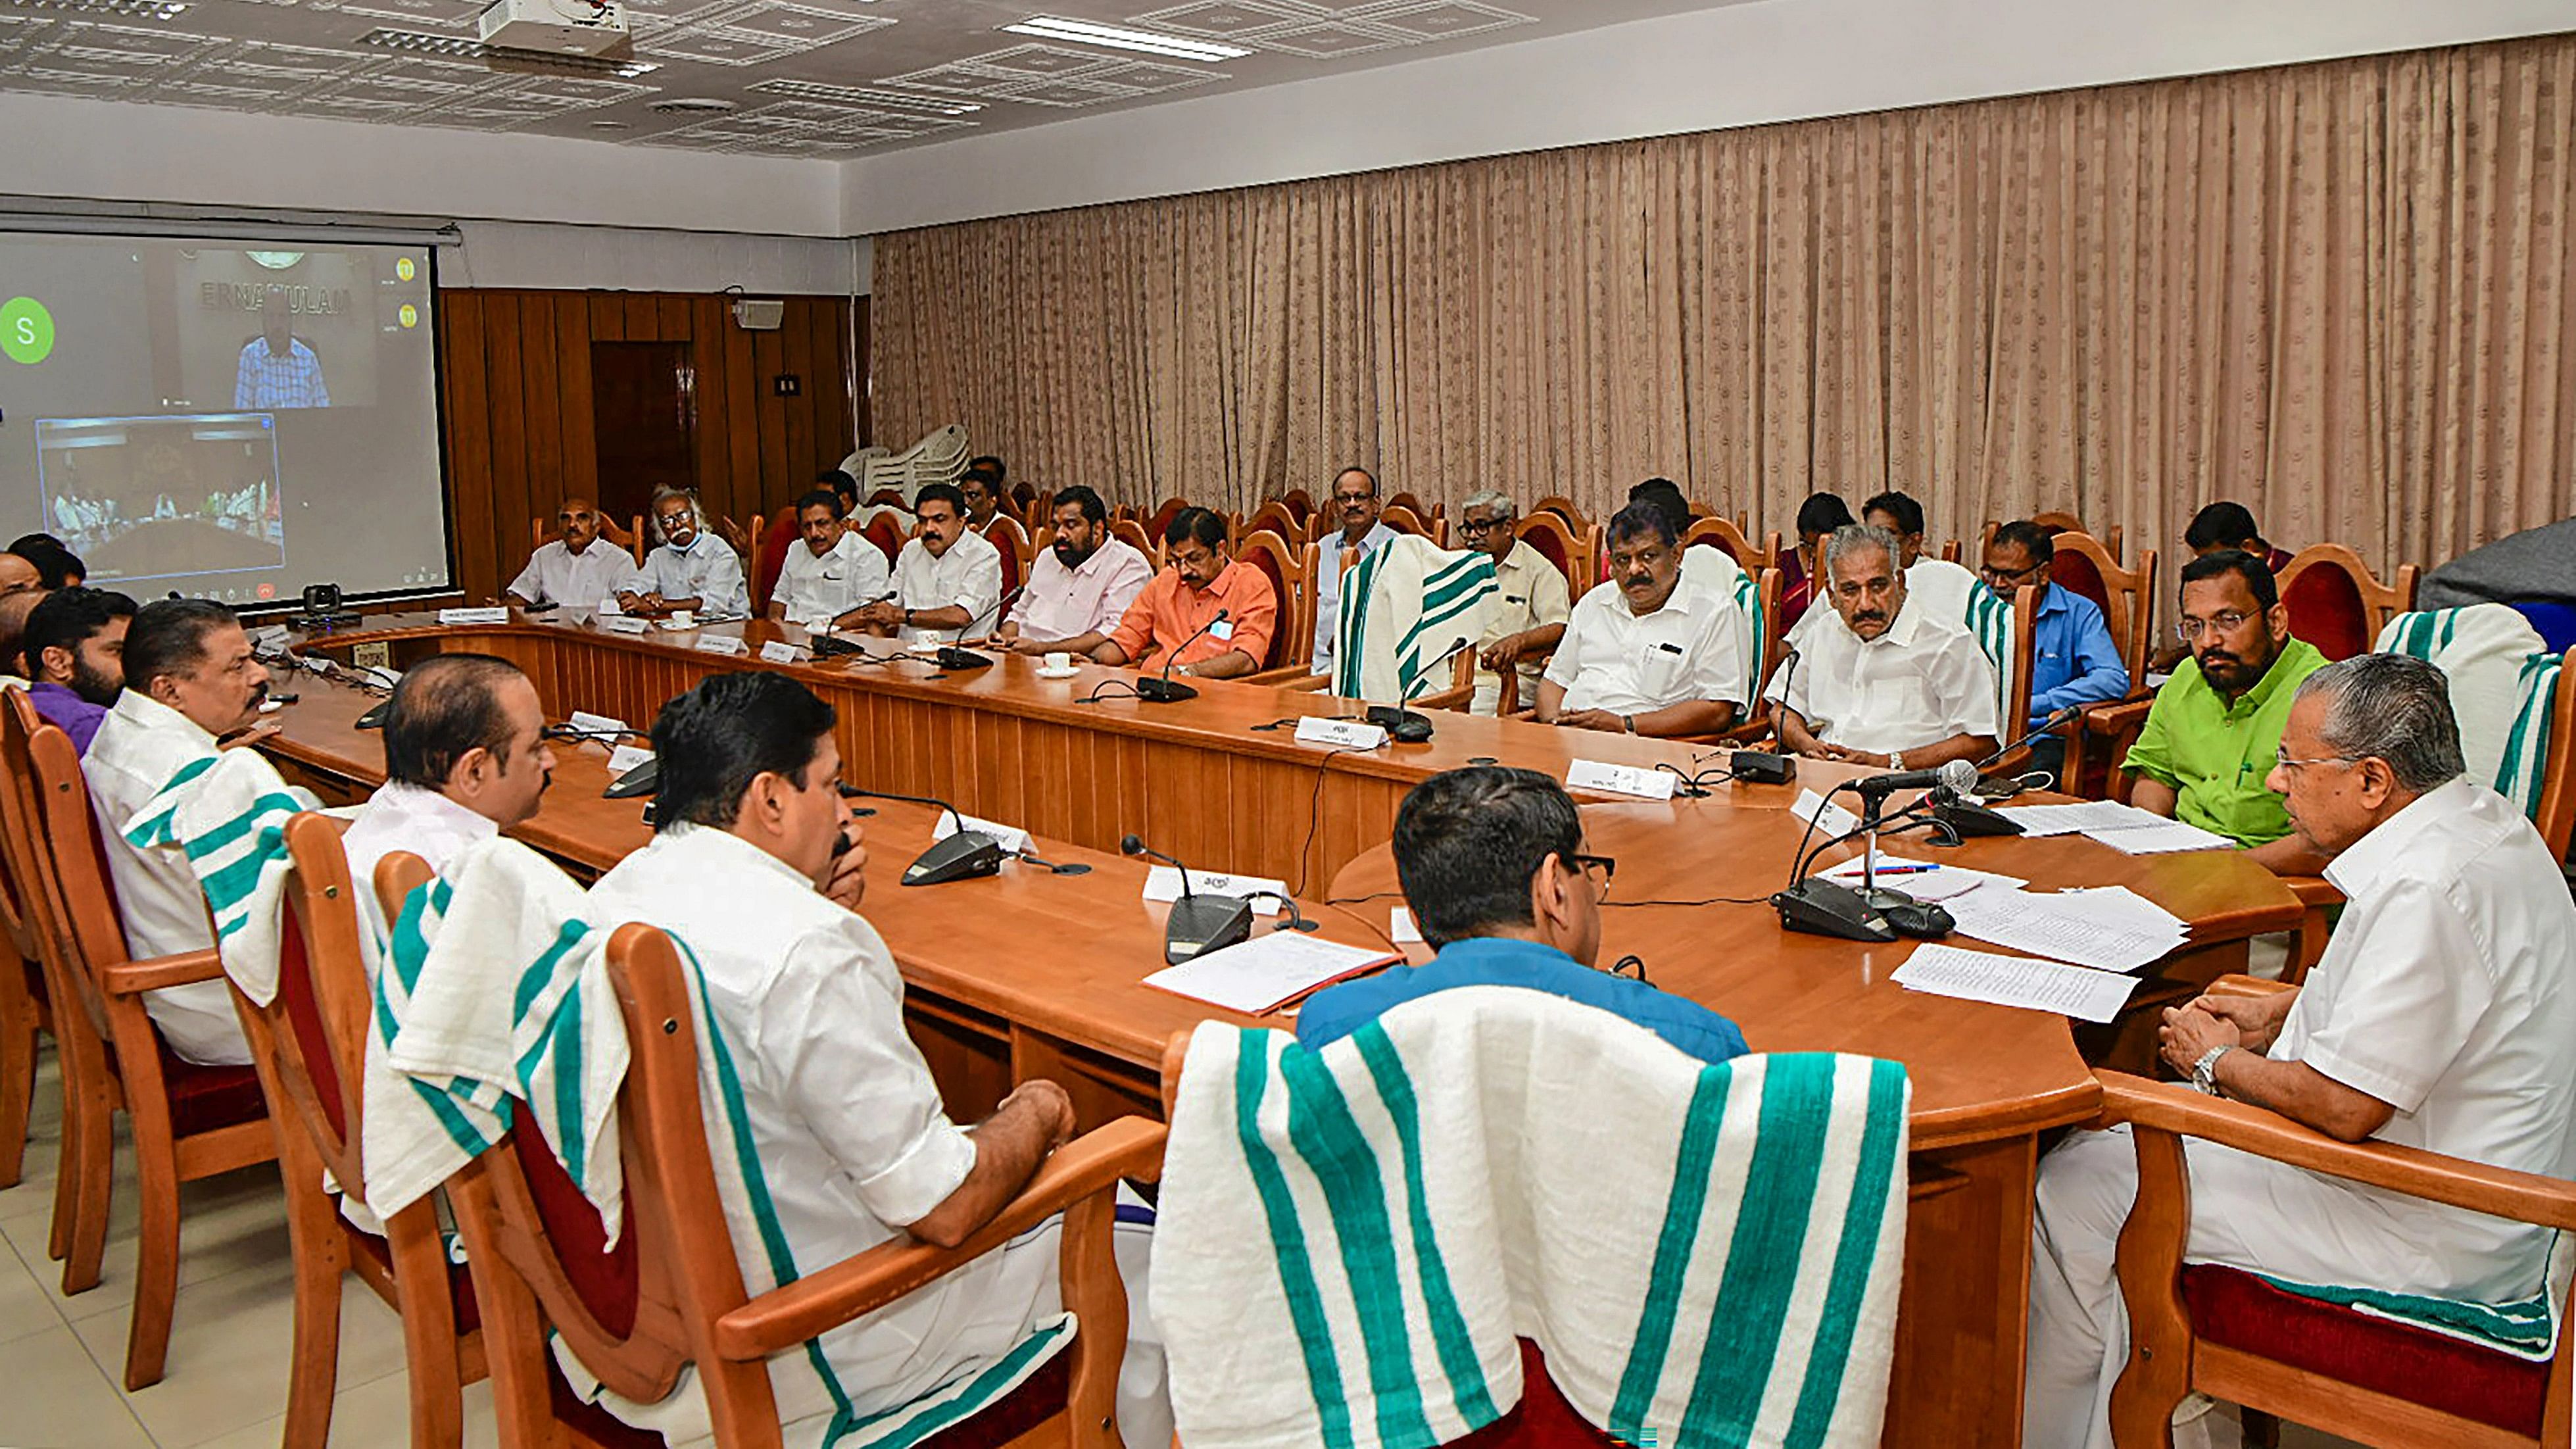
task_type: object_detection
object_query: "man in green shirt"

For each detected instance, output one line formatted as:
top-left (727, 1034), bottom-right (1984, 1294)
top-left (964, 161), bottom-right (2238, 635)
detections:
top-left (2122, 551), bottom-right (2331, 874)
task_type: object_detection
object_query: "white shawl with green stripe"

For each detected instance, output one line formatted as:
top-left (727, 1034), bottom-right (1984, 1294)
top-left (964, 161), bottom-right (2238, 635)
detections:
top-left (2374, 606), bottom-right (2552, 806)
top-left (1331, 533), bottom-right (1498, 702)
top-left (1154, 986), bottom-right (1910, 1449)
top-left (119, 749), bottom-right (320, 1006)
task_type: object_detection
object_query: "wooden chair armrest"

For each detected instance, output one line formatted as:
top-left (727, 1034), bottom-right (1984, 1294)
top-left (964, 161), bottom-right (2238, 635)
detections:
top-left (101, 947), bottom-right (226, 996)
top-left (2097, 1072), bottom-right (2576, 1230)
top-left (1412, 684), bottom-right (1474, 712)
top-left (2081, 699), bottom-right (2155, 735)
top-left (711, 1116), bottom-right (1168, 1361)
top-left (2205, 975), bottom-right (2295, 1000)
top-left (2282, 875), bottom-right (2343, 910)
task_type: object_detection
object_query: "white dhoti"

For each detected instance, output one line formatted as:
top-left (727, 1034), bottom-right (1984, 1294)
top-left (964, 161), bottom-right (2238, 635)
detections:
top-left (2025, 1125), bottom-right (2502, 1449)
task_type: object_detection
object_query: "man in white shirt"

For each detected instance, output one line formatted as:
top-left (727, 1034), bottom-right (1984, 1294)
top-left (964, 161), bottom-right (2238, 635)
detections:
top-left (855, 482), bottom-right (1004, 645)
top-left (1536, 503), bottom-right (1745, 737)
top-left (503, 498), bottom-right (640, 610)
top-left (623, 487), bottom-right (748, 619)
top-left (583, 672), bottom-right (1167, 1445)
top-left (341, 654), bottom-right (555, 892)
top-left (2026, 654), bottom-right (2576, 1449)
top-left (996, 485), bottom-right (1152, 656)
top-left (1311, 466), bottom-right (1401, 681)
top-left (767, 488), bottom-right (891, 632)
top-left (1766, 524), bottom-right (1999, 769)
top-left (1458, 490), bottom-right (1571, 714)
top-left (82, 599), bottom-right (273, 1065)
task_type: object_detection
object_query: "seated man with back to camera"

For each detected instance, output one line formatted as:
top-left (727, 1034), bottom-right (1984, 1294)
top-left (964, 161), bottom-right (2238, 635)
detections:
top-left (2026, 653), bottom-right (2576, 1449)
top-left (622, 486), bottom-right (748, 619)
top-left (767, 488), bottom-right (890, 633)
top-left (581, 671), bottom-right (1168, 1446)
top-left (1981, 520), bottom-right (2130, 777)
top-left (852, 481), bottom-right (1004, 645)
top-left (22, 585), bottom-right (134, 755)
top-left (1092, 506), bottom-right (1276, 681)
top-left (1766, 524), bottom-right (2000, 770)
top-left (504, 497), bottom-right (641, 611)
top-left (341, 653), bottom-right (556, 891)
top-left (2120, 550), bottom-right (2330, 875)
top-left (1457, 489), bottom-right (1570, 716)
top-left (996, 485), bottom-right (1153, 656)
top-left (1300, 766), bottom-right (1747, 1064)
top-left (82, 599), bottom-right (274, 1066)
top-left (1535, 501), bottom-right (1745, 737)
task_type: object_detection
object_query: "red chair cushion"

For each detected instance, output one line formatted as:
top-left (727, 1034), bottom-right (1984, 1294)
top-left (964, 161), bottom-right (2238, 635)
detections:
top-left (161, 1044), bottom-right (268, 1139)
top-left (862, 517), bottom-right (904, 567)
top-left (2281, 566), bottom-right (2371, 661)
top-left (756, 512), bottom-right (798, 612)
top-left (2181, 1264), bottom-right (2548, 1437)
top-left (2050, 551), bottom-right (2111, 618)
top-left (514, 1127), bottom-right (641, 1338)
top-left (272, 909), bottom-right (347, 1139)
top-left (1447, 1340), bottom-right (1623, 1447)
top-left (986, 529), bottom-right (1023, 599)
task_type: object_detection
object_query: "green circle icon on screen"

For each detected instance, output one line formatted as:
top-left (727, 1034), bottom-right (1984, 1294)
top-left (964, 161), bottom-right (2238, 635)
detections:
top-left (1, 297), bottom-right (54, 365)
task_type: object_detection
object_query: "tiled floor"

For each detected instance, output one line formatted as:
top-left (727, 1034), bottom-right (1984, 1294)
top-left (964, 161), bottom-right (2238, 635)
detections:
top-left (0, 1044), bottom-right (2364, 1449)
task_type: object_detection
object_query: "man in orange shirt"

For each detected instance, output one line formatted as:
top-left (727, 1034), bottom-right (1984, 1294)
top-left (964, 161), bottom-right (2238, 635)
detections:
top-left (1092, 506), bottom-right (1276, 681)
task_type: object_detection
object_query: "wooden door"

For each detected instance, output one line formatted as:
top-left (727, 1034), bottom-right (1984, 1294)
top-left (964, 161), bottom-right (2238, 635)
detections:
top-left (591, 341), bottom-right (696, 521)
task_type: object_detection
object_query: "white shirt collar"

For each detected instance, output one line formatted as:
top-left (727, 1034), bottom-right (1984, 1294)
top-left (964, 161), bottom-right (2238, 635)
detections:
top-left (110, 688), bottom-right (216, 747)
top-left (372, 781), bottom-right (502, 842)
top-left (658, 821), bottom-right (823, 893)
top-left (2323, 776), bottom-right (2479, 897)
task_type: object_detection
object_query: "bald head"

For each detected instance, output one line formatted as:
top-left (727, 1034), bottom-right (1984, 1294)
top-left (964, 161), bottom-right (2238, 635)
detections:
top-left (0, 587), bottom-right (53, 677)
top-left (383, 652), bottom-right (554, 828)
top-left (0, 553), bottom-right (41, 598)
top-left (556, 497), bottom-right (604, 553)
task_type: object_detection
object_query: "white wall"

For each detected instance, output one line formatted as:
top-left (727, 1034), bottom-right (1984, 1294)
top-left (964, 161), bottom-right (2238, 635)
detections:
top-left (839, 0), bottom-right (2576, 233)
top-left (445, 223), bottom-right (868, 295)
top-left (3, 89), bottom-right (844, 238)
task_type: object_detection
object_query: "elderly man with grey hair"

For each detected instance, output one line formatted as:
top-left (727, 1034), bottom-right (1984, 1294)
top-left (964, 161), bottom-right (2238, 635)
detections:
top-left (1457, 489), bottom-right (1571, 714)
top-left (2024, 652), bottom-right (2576, 1449)
top-left (623, 484), bottom-right (748, 618)
top-left (1762, 522), bottom-right (1997, 769)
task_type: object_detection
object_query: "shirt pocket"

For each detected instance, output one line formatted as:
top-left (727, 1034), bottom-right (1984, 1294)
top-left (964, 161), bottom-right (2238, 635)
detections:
top-left (1636, 637), bottom-right (1692, 700)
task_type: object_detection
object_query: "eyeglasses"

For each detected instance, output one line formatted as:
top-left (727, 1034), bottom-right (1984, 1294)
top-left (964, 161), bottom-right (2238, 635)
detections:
top-left (2175, 611), bottom-right (2254, 641)
top-left (2273, 750), bottom-right (2360, 775)
top-left (1565, 851), bottom-right (1616, 885)
top-left (1608, 954), bottom-right (1649, 985)
top-left (1457, 516), bottom-right (1508, 536)
top-left (1979, 560), bottom-right (2044, 584)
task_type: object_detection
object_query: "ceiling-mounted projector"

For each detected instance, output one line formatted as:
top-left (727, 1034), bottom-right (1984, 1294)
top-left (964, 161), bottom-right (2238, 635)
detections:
top-left (479, 0), bottom-right (627, 56)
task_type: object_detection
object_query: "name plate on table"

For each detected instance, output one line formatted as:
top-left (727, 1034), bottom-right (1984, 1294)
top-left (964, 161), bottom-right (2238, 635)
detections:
top-left (1566, 759), bottom-right (1677, 801)
top-left (1295, 716), bottom-right (1387, 749)
top-left (603, 614), bottom-right (651, 635)
top-left (598, 597), bottom-right (623, 616)
top-left (249, 624), bottom-right (293, 652)
top-left (931, 812), bottom-right (1033, 856)
top-left (1144, 865), bottom-right (1287, 917)
top-left (438, 606), bottom-right (511, 626)
top-left (568, 711), bottom-right (627, 738)
top-left (759, 640), bottom-right (806, 666)
top-left (604, 745), bottom-right (654, 776)
top-left (694, 634), bottom-right (748, 656)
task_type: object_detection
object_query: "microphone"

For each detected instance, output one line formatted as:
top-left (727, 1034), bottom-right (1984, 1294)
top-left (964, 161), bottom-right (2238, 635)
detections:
top-left (538, 723), bottom-right (660, 798)
top-left (840, 787), bottom-right (1009, 885)
top-left (1851, 757), bottom-right (1981, 801)
top-left (1362, 636), bottom-right (1473, 743)
top-left (934, 583), bottom-right (1027, 672)
top-left (1121, 833), bottom-right (1254, 964)
top-left (1976, 704), bottom-right (2083, 771)
top-left (1732, 647), bottom-right (1801, 785)
top-left (1136, 610), bottom-right (1228, 704)
top-left (1928, 705), bottom-right (2081, 837)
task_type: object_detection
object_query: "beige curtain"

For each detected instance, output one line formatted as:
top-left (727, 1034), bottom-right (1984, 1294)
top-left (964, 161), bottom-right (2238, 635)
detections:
top-left (871, 36), bottom-right (2576, 577)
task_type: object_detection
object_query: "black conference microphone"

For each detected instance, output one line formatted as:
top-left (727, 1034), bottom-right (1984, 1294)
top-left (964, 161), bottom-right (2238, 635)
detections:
top-left (539, 724), bottom-right (662, 799)
top-left (1851, 756), bottom-right (1982, 802)
top-left (842, 787), bottom-right (1008, 885)
top-left (1731, 647), bottom-right (1803, 785)
top-left (1122, 833), bottom-right (1254, 964)
top-left (933, 584), bottom-right (1027, 672)
top-left (1362, 636), bottom-right (1474, 744)
top-left (1136, 610), bottom-right (1229, 704)
top-left (1935, 705), bottom-right (2087, 837)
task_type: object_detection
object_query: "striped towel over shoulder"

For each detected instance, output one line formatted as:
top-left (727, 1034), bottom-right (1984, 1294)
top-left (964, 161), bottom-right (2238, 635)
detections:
top-left (1154, 985), bottom-right (1910, 1449)
top-left (1332, 533), bottom-right (1499, 702)
top-left (120, 748), bottom-right (320, 1005)
top-left (2375, 604), bottom-right (2548, 789)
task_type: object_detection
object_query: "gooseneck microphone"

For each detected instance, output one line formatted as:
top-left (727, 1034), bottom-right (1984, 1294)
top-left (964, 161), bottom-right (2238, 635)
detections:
top-left (1362, 635), bottom-right (1474, 743)
top-left (1730, 647), bottom-right (1803, 785)
top-left (843, 787), bottom-right (1006, 885)
top-left (935, 584), bottom-right (1027, 672)
top-left (1136, 610), bottom-right (1230, 704)
top-left (1934, 704), bottom-right (2087, 837)
top-left (1122, 833), bottom-right (1254, 963)
top-left (1851, 756), bottom-right (1981, 801)
top-left (541, 724), bottom-right (660, 798)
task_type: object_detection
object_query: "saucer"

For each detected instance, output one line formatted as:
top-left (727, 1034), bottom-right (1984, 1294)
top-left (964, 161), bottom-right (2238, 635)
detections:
top-left (1034, 665), bottom-right (1082, 679)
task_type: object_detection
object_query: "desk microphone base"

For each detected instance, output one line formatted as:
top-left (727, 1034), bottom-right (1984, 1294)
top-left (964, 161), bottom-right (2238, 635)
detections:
top-left (1163, 893), bottom-right (1253, 963)
top-left (1136, 678), bottom-right (1199, 704)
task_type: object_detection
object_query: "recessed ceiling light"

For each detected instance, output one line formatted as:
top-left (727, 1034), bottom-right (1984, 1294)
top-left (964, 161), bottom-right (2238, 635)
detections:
top-left (1000, 15), bottom-right (1248, 61)
top-left (589, 118), bottom-right (630, 128)
top-left (7, 0), bottom-right (191, 20)
top-left (747, 78), bottom-right (980, 115)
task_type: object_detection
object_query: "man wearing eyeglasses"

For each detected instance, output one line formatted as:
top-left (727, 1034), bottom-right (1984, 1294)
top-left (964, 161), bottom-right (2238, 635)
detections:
top-left (2120, 551), bottom-right (2329, 873)
top-left (1983, 520), bottom-right (2129, 775)
top-left (2028, 654), bottom-right (2576, 1449)
top-left (1457, 490), bottom-right (1570, 714)
top-left (1297, 767), bottom-right (1746, 1064)
top-left (623, 486), bottom-right (749, 619)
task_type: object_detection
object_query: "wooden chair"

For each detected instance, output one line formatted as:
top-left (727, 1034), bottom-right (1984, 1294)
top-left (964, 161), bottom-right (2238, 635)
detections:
top-left (1384, 491), bottom-right (1437, 521)
top-left (2277, 544), bottom-right (2420, 662)
top-left (1109, 516), bottom-right (1161, 570)
top-left (1142, 497), bottom-right (1188, 542)
top-left (865, 488), bottom-right (908, 511)
top-left (856, 510), bottom-right (907, 570)
top-left (1379, 504), bottom-right (1443, 546)
top-left (1007, 481), bottom-right (1038, 523)
top-left (1682, 516), bottom-right (1779, 574)
top-left (1530, 497), bottom-right (1590, 533)
top-left (1507, 511), bottom-right (1590, 603)
top-left (983, 514), bottom-right (1032, 602)
top-left (376, 840), bottom-right (1164, 1449)
top-left (2030, 510), bottom-right (2124, 563)
top-left (531, 512), bottom-right (647, 568)
top-left (749, 506), bottom-right (801, 617)
top-left (233, 813), bottom-right (484, 1448)
top-left (0, 789), bottom-right (49, 1189)
top-left (2100, 1061), bottom-right (2576, 1449)
top-left (2045, 531), bottom-right (2161, 689)
top-left (1238, 501), bottom-right (1301, 549)
top-left (1237, 531), bottom-right (1324, 687)
top-left (0, 692), bottom-right (275, 1389)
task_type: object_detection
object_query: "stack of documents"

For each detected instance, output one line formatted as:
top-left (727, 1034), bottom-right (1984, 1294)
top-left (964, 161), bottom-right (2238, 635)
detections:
top-left (1891, 943), bottom-right (2138, 1023)
top-left (1143, 931), bottom-right (1401, 1014)
top-left (1814, 854), bottom-right (2025, 903)
top-left (1941, 884), bottom-right (2189, 973)
top-left (1995, 799), bottom-right (2234, 854)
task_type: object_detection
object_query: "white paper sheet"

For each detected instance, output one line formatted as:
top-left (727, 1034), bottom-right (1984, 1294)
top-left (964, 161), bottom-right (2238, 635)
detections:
top-left (2047, 885), bottom-right (2188, 935)
top-left (2083, 819), bottom-right (2235, 854)
top-left (1142, 931), bottom-right (1399, 1014)
top-left (1390, 906), bottom-right (1424, 945)
top-left (1793, 789), bottom-right (1862, 837)
top-left (1994, 800), bottom-right (2166, 836)
top-left (1891, 943), bottom-right (2139, 1023)
top-left (1816, 854), bottom-right (2027, 902)
top-left (1941, 887), bottom-right (2186, 973)
top-left (1144, 865), bottom-right (1287, 918)
top-left (1567, 759), bottom-right (1678, 800)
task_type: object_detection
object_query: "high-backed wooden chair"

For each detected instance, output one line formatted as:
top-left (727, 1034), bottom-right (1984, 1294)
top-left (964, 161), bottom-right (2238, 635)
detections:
top-left (856, 510), bottom-right (907, 570)
top-left (2045, 531), bottom-right (2160, 689)
top-left (1109, 516), bottom-right (1161, 570)
top-left (233, 814), bottom-right (483, 1448)
top-left (1238, 501), bottom-right (1301, 549)
top-left (1530, 496), bottom-right (1589, 534)
top-left (864, 488), bottom-right (908, 512)
top-left (2277, 544), bottom-right (2419, 662)
top-left (0, 693), bottom-right (274, 1389)
top-left (1238, 531), bottom-right (1324, 687)
top-left (1142, 497), bottom-right (1188, 542)
top-left (983, 515), bottom-right (1032, 603)
top-left (1682, 516), bottom-right (1779, 573)
top-left (531, 512), bottom-right (647, 568)
top-left (1379, 504), bottom-right (1443, 545)
top-left (2099, 1062), bottom-right (2576, 1449)
top-left (1007, 481), bottom-right (1038, 524)
top-left (1384, 490), bottom-right (1436, 521)
top-left (1510, 511), bottom-right (1590, 602)
top-left (378, 837), bottom-right (1163, 1449)
top-left (748, 506), bottom-right (801, 617)
top-left (2029, 510), bottom-right (2124, 562)
top-left (0, 781), bottom-right (49, 1189)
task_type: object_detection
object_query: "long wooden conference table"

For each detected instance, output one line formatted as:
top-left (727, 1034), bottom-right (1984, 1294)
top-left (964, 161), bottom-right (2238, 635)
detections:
top-left (257, 608), bottom-right (2302, 1448)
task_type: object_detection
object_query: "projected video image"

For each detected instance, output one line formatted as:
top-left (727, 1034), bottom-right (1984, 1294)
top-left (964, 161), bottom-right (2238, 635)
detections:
top-left (37, 414), bottom-right (286, 582)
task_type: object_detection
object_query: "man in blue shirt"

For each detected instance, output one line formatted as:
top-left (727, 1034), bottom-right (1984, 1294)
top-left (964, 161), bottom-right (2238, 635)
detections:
top-left (1299, 766), bottom-right (1747, 1064)
top-left (233, 286), bottom-right (331, 410)
top-left (1982, 520), bottom-right (2129, 777)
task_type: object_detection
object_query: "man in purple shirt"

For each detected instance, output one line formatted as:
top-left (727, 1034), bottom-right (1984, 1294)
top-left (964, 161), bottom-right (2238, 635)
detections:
top-left (22, 587), bottom-right (136, 755)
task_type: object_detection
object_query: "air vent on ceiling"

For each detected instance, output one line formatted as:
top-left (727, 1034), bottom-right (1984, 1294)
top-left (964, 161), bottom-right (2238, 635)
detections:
top-left (356, 25), bottom-right (658, 77)
top-left (5, 0), bottom-right (191, 19)
top-left (744, 78), bottom-right (979, 116)
top-left (647, 96), bottom-right (738, 114)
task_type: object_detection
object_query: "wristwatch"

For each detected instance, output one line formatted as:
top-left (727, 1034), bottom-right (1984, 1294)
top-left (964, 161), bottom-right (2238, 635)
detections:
top-left (2191, 1044), bottom-right (2235, 1095)
top-left (1622, 714), bottom-right (1636, 734)
top-left (1888, 750), bottom-right (1905, 772)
